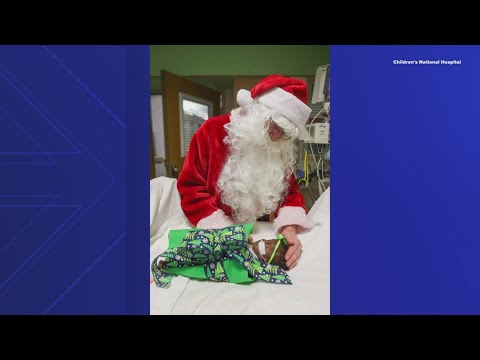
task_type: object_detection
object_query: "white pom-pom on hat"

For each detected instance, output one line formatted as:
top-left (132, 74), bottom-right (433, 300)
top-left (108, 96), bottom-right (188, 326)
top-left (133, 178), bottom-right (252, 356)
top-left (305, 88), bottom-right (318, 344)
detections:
top-left (236, 89), bottom-right (255, 110)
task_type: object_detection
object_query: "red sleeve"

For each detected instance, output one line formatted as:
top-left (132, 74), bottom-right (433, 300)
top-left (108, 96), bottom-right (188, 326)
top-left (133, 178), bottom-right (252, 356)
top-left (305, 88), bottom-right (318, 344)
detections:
top-left (176, 126), bottom-right (218, 227)
top-left (272, 174), bottom-right (314, 233)
top-left (274, 173), bottom-right (308, 217)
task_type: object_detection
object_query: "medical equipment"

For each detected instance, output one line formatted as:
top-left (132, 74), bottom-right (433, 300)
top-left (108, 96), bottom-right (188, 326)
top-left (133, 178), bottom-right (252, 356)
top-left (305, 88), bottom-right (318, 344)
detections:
top-left (300, 123), bottom-right (330, 144)
top-left (308, 65), bottom-right (331, 197)
top-left (298, 150), bottom-right (310, 188)
top-left (312, 64), bottom-right (330, 104)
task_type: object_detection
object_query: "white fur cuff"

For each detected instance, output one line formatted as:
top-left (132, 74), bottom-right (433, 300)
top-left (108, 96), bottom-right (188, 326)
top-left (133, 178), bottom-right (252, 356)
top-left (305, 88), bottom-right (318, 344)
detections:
top-left (273, 206), bottom-right (315, 233)
top-left (197, 209), bottom-right (235, 229)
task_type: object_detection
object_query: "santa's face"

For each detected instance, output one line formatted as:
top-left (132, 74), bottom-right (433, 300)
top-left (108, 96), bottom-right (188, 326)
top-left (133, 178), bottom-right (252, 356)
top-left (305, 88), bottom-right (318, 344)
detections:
top-left (266, 118), bottom-right (290, 142)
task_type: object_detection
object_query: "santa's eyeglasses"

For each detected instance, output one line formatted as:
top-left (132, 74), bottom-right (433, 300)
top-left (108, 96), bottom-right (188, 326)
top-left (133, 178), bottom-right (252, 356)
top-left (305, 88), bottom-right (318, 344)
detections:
top-left (268, 118), bottom-right (292, 140)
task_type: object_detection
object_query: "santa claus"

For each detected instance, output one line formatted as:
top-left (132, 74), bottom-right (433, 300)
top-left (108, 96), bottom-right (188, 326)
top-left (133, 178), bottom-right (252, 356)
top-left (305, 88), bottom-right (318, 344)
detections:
top-left (177, 75), bottom-right (315, 269)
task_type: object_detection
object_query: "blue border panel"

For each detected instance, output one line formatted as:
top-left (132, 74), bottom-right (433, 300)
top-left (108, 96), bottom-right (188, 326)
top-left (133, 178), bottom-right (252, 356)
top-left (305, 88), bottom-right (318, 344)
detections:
top-left (0, 45), bottom-right (149, 314)
top-left (332, 45), bottom-right (480, 314)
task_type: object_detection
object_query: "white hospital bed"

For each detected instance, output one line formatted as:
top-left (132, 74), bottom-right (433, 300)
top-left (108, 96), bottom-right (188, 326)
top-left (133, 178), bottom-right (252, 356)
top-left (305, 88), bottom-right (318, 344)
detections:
top-left (150, 177), bottom-right (330, 315)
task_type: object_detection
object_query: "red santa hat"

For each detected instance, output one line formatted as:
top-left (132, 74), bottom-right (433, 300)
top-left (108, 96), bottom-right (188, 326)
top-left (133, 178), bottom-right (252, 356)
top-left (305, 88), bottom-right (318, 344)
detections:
top-left (237, 75), bottom-right (312, 133)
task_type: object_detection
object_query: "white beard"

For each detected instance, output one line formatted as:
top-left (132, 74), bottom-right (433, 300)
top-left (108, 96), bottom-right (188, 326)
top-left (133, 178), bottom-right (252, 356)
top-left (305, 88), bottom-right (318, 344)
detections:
top-left (217, 105), bottom-right (297, 223)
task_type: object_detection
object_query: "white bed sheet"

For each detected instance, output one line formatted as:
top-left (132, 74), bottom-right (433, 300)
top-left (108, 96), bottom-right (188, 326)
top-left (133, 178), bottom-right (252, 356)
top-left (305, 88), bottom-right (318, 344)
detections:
top-left (150, 176), bottom-right (330, 315)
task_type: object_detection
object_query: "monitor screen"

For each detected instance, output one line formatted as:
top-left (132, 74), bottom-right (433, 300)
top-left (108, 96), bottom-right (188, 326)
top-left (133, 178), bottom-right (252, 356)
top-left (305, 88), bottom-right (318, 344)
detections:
top-left (312, 64), bottom-right (330, 104)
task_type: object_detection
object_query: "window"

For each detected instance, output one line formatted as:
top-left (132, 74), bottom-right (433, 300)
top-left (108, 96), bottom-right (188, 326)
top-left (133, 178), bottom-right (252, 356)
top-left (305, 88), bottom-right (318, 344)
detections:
top-left (179, 94), bottom-right (212, 157)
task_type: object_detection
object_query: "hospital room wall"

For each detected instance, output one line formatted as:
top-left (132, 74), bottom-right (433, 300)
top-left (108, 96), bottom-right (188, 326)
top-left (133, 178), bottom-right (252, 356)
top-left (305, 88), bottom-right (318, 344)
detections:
top-left (150, 45), bottom-right (330, 79)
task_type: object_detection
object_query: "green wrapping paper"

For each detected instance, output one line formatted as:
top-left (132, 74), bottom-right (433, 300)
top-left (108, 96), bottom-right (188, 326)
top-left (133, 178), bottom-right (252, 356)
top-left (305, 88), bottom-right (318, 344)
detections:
top-left (151, 224), bottom-right (292, 288)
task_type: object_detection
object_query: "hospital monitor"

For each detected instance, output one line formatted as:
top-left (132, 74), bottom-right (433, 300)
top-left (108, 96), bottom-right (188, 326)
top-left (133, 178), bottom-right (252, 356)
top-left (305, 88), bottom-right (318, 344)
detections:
top-left (312, 64), bottom-right (330, 104)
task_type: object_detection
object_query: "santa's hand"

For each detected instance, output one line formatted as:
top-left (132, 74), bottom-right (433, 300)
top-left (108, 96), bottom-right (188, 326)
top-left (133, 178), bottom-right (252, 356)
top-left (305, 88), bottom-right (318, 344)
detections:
top-left (282, 225), bottom-right (302, 269)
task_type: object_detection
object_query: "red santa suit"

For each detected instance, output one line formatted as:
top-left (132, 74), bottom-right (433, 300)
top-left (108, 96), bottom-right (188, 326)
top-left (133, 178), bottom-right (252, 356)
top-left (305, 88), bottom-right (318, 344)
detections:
top-left (177, 75), bottom-right (315, 233)
top-left (177, 113), bottom-right (313, 232)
